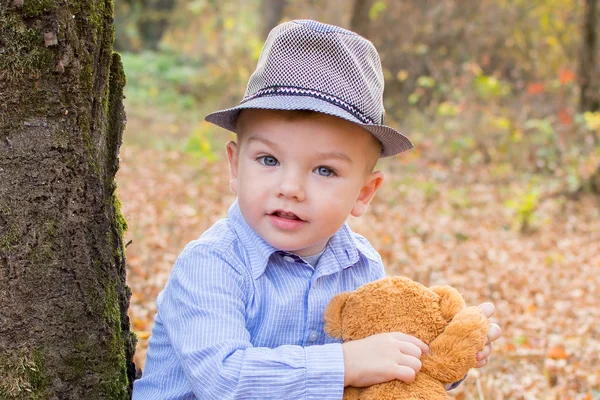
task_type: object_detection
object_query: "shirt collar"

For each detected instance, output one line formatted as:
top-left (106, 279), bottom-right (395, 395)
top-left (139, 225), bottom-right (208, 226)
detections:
top-left (228, 200), bottom-right (278, 280)
top-left (228, 199), bottom-right (361, 280)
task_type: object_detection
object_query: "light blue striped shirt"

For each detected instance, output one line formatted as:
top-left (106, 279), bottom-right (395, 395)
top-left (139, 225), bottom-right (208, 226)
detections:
top-left (132, 200), bottom-right (386, 399)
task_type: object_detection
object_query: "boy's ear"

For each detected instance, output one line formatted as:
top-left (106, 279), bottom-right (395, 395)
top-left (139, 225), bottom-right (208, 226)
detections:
top-left (226, 141), bottom-right (239, 194)
top-left (430, 285), bottom-right (466, 322)
top-left (323, 292), bottom-right (351, 339)
top-left (350, 171), bottom-right (384, 217)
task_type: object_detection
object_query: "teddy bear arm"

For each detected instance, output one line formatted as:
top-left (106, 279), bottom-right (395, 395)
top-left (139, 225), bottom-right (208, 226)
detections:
top-left (357, 378), bottom-right (450, 400)
top-left (342, 386), bottom-right (362, 400)
top-left (421, 306), bottom-right (489, 383)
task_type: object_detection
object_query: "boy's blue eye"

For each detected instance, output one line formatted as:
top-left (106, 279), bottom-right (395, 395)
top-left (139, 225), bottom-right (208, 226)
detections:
top-left (259, 156), bottom-right (279, 166)
top-left (315, 166), bottom-right (334, 177)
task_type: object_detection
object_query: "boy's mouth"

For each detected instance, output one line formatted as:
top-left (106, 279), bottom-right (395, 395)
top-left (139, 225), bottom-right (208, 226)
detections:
top-left (270, 210), bottom-right (304, 221)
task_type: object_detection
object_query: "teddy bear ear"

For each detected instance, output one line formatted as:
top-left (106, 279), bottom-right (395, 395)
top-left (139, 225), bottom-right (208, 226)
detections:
top-left (430, 285), bottom-right (466, 322)
top-left (323, 292), bottom-right (352, 339)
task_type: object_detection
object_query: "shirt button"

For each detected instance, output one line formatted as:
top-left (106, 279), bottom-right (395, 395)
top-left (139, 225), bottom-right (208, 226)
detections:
top-left (283, 255), bottom-right (295, 263)
top-left (308, 330), bottom-right (319, 342)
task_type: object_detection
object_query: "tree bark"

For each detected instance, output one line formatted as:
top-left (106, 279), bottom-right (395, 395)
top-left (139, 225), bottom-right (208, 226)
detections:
top-left (136, 0), bottom-right (176, 51)
top-left (262, 0), bottom-right (286, 39)
top-left (579, 0), bottom-right (600, 112)
top-left (580, 0), bottom-right (599, 113)
top-left (0, 0), bottom-right (136, 398)
top-left (114, 0), bottom-right (176, 52)
top-left (579, 0), bottom-right (600, 193)
top-left (350, 0), bottom-right (373, 37)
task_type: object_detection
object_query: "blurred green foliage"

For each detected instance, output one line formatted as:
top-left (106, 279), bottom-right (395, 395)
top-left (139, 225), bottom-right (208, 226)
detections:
top-left (368, 1), bottom-right (387, 21)
top-left (121, 52), bottom-right (201, 112)
top-left (505, 188), bottom-right (541, 233)
top-left (184, 122), bottom-right (218, 162)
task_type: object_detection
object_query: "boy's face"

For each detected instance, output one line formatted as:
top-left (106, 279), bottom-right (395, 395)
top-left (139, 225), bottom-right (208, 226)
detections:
top-left (226, 109), bottom-right (384, 257)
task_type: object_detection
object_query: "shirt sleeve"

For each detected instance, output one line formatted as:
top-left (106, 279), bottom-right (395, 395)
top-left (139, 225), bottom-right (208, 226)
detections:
top-left (446, 375), bottom-right (467, 390)
top-left (153, 244), bottom-right (345, 400)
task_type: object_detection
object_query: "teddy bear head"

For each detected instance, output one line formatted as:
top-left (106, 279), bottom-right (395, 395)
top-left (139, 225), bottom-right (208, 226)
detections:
top-left (324, 276), bottom-right (466, 345)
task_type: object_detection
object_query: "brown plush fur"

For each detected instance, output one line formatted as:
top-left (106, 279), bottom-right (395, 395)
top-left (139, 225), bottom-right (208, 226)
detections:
top-left (324, 276), bottom-right (489, 400)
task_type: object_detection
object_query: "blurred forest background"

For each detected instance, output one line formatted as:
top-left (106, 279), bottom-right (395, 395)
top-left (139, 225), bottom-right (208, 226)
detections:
top-left (114, 0), bottom-right (600, 398)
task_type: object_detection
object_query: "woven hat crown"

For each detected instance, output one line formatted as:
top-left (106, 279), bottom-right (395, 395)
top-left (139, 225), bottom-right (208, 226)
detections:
top-left (243, 20), bottom-right (385, 125)
top-left (205, 20), bottom-right (413, 157)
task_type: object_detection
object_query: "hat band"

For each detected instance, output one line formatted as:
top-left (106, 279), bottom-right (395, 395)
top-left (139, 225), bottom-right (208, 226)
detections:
top-left (241, 85), bottom-right (376, 125)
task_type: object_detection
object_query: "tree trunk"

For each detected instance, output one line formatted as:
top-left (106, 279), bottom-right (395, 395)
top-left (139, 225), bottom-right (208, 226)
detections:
top-left (0, 0), bottom-right (136, 398)
top-left (136, 0), bottom-right (176, 51)
top-left (350, 0), bottom-right (373, 37)
top-left (579, 0), bottom-right (600, 193)
top-left (262, 0), bottom-right (286, 39)
top-left (579, 0), bottom-right (599, 113)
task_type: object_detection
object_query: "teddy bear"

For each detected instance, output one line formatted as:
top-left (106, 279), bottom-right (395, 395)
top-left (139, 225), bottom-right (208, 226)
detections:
top-left (324, 276), bottom-right (490, 400)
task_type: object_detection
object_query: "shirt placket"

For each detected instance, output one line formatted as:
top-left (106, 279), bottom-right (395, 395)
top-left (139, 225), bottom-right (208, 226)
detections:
top-left (275, 251), bottom-right (324, 346)
top-left (304, 270), bottom-right (324, 346)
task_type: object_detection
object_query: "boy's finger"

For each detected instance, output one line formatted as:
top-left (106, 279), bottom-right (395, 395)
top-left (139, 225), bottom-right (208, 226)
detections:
top-left (398, 342), bottom-right (423, 358)
top-left (391, 332), bottom-right (430, 354)
top-left (476, 343), bottom-right (492, 361)
top-left (487, 323), bottom-right (501, 343)
top-left (393, 365), bottom-right (417, 383)
top-left (397, 353), bottom-right (422, 373)
top-left (475, 357), bottom-right (489, 368)
top-left (478, 302), bottom-right (495, 318)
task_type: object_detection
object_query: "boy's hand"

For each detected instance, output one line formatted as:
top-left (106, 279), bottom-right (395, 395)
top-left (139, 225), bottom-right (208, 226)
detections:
top-left (342, 332), bottom-right (430, 387)
top-left (475, 302), bottom-right (501, 368)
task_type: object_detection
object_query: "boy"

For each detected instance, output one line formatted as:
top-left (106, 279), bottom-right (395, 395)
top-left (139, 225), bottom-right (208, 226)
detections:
top-left (133, 20), bottom-right (500, 399)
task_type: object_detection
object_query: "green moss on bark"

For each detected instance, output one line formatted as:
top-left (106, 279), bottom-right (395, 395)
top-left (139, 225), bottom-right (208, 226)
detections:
top-left (22, 0), bottom-right (57, 17)
top-left (28, 219), bottom-right (60, 271)
top-left (0, 225), bottom-right (21, 252)
top-left (106, 51), bottom-right (128, 255)
top-left (102, 283), bottom-right (129, 396)
top-left (60, 282), bottom-right (129, 397)
top-left (43, 220), bottom-right (59, 238)
top-left (0, 347), bottom-right (50, 399)
top-left (107, 53), bottom-right (126, 140)
top-left (113, 192), bottom-right (128, 236)
top-left (70, 0), bottom-right (110, 44)
top-left (29, 245), bottom-right (53, 271)
top-left (0, 11), bottom-right (55, 82)
top-left (78, 111), bottom-right (102, 177)
top-left (105, 52), bottom-right (126, 185)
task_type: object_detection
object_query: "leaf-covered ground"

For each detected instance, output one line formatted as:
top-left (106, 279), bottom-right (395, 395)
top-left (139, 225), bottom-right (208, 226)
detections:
top-left (119, 139), bottom-right (600, 399)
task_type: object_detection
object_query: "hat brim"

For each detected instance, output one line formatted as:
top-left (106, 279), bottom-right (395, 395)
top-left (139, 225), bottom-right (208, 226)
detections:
top-left (204, 95), bottom-right (413, 158)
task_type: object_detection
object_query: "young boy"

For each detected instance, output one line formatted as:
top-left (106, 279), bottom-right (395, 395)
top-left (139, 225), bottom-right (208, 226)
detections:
top-left (133, 20), bottom-right (500, 399)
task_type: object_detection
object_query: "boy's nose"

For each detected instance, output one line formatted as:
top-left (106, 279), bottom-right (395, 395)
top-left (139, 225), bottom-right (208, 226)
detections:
top-left (277, 172), bottom-right (305, 201)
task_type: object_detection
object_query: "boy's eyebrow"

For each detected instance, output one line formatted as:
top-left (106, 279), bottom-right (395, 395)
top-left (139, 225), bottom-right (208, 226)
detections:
top-left (246, 135), bottom-right (353, 164)
top-left (246, 135), bottom-right (277, 148)
top-left (314, 150), bottom-right (353, 164)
